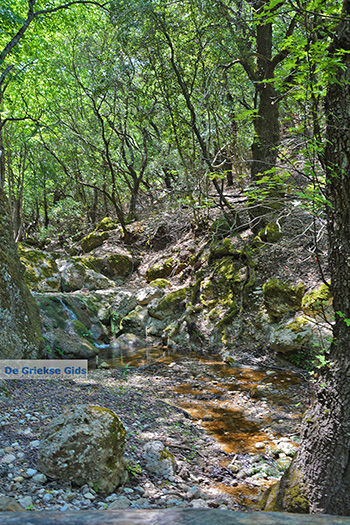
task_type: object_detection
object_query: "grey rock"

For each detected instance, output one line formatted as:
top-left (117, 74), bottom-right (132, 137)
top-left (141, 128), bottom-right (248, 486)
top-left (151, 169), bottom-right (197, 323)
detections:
top-left (18, 495), bottom-right (33, 508)
top-left (37, 405), bottom-right (126, 494)
top-left (144, 441), bottom-right (176, 480)
top-left (26, 468), bottom-right (38, 477)
top-left (1, 454), bottom-right (15, 464)
top-left (32, 473), bottom-right (47, 484)
top-left (108, 496), bottom-right (131, 509)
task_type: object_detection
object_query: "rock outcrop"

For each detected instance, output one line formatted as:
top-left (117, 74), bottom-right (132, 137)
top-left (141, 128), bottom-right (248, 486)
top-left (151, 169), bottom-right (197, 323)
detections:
top-left (0, 189), bottom-right (43, 358)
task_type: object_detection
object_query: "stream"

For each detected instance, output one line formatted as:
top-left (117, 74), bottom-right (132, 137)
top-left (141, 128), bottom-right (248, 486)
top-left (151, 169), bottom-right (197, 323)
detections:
top-left (91, 346), bottom-right (307, 505)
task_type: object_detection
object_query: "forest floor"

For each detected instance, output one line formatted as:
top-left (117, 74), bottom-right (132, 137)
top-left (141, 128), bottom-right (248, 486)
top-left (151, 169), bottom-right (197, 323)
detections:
top-left (0, 349), bottom-right (308, 513)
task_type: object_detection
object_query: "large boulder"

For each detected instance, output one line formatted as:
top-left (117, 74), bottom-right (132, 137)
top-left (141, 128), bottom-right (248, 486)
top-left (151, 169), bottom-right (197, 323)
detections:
top-left (301, 283), bottom-right (332, 318)
top-left (58, 260), bottom-right (115, 292)
top-left (17, 244), bottom-right (61, 291)
top-left (263, 279), bottom-right (305, 322)
top-left (81, 231), bottom-right (109, 253)
top-left (0, 189), bottom-right (43, 358)
top-left (270, 317), bottom-right (313, 354)
top-left (145, 258), bottom-right (174, 282)
top-left (35, 293), bottom-right (108, 358)
top-left (37, 405), bottom-right (127, 494)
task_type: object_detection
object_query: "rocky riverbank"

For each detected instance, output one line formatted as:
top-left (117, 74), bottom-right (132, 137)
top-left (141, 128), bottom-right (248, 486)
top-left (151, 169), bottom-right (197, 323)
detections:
top-left (0, 349), bottom-right (307, 513)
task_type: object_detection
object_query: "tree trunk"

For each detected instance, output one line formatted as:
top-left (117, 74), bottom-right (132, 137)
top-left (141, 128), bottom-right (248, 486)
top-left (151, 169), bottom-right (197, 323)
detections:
top-left (248, 8), bottom-right (281, 231)
top-left (260, 1), bottom-right (350, 515)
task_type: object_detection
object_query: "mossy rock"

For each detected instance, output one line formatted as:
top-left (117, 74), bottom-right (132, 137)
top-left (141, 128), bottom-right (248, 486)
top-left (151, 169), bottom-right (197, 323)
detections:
top-left (107, 254), bottom-right (133, 278)
top-left (149, 278), bottom-right (171, 289)
top-left (94, 217), bottom-right (119, 232)
top-left (17, 244), bottom-right (60, 292)
top-left (151, 288), bottom-right (188, 320)
top-left (259, 461), bottom-right (309, 513)
top-left (81, 231), bottom-right (109, 253)
top-left (263, 279), bottom-right (305, 322)
top-left (0, 189), bottom-right (43, 358)
top-left (74, 253), bottom-right (133, 281)
top-left (208, 238), bottom-right (241, 262)
top-left (146, 258), bottom-right (174, 282)
top-left (302, 283), bottom-right (332, 318)
top-left (120, 306), bottom-right (149, 336)
top-left (270, 316), bottom-right (312, 353)
top-left (254, 222), bottom-right (281, 244)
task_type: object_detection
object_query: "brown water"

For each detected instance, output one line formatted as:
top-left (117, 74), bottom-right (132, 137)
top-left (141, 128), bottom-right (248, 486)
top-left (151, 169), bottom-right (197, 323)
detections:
top-left (94, 346), bottom-right (304, 455)
top-left (94, 346), bottom-right (305, 505)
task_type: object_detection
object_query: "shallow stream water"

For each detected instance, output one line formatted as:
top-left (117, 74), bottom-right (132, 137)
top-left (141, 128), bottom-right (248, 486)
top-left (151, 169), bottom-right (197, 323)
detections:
top-left (91, 345), bottom-right (305, 458)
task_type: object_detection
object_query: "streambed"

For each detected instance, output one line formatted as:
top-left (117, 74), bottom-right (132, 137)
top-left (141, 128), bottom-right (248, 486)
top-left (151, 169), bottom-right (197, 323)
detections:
top-left (92, 346), bottom-right (308, 504)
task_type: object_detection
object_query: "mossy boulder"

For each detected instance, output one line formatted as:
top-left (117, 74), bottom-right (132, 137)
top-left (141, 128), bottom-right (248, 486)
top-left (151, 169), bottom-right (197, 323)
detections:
top-left (302, 283), bottom-right (332, 318)
top-left (149, 278), bottom-right (171, 289)
top-left (263, 279), bottom-right (305, 322)
top-left (95, 217), bottom-right (119, 232)
top-left (35, 293), bottom-right (107, 358)
top-left (37, 404), bottom-right (127, 494)
top-left (81, 231), bottom-right (109, 253)
top-left (110, 291), bottom-right (138, 333)
top-left (208, 238), bottom-right (241, 262)
top-left (120, 306), bottom-right (149, 337)
top-left (0, 189), bottom-right (43, 358)
top-left (270, 316), bottom-right (312, 353)
top-left (17, 243), bottom-right (61, 292)
top-left (74, 252), bottom-right (133, 281)
top-left (145, 258), bottom-right (174, 282)
top-left (254, 222), bottom-right (281, 244)
top-left (150, 287), bottom-right (188, 320)
top-left (59, 259), bottom-right (115, 292)
top-left (106, 254), bottom-right (133, 278)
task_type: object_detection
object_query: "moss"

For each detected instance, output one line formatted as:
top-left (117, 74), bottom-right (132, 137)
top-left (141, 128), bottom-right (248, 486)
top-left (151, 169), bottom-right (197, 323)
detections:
top-left (254, 222), bottom-right (281, 245)
top-left (146, 257), bottom-right (174, 282)
top-left (73, 319), bottom-right (93, 340)
top-left (263, 279), bottom-right (305, 322)
top-left (149, 278), bottom-right (171, 289)
top-left (302, 283), bottom-right (332, 317)
top-left (208, 238), bottom-right (240, 262)
top-left (81, 231), bottom-right (109, 253)
top-left (94, 217), bottom-right (119, 232)
top-left (17, 244), bottom-right (60, 291)
top-left (260, 463), bottom-right (309, 513)
top-left (0, 189), bottom-right (43, 358)
top-left (107, 254), bottom-right (133, 278)
top-left (153, 288), bottom-right (188, 319)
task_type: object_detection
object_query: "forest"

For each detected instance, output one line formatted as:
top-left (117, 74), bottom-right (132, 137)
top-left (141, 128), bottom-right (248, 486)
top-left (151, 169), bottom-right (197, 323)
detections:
top-left (0, 0), bottom-right (350, 520)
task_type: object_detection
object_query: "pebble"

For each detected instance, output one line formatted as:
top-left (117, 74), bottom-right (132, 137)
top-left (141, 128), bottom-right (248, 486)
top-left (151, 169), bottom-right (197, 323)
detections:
top-left (1, 454), bottom-right (16, 464)
top-left (255, 442), bottom-right (265, 449)
top-left (108, 496), bottom-right (131, 509)
top-left (29, 440), bottom-right (41, 448)
top-left (43, 493), bottom-right (54, 503)
top-left (32, 473), bottom-right (47, 484)
top-left (26, 468), bottom-right (38, 478)
top-left (18, 495), bottom-right (33, 508)
top-left (105, 494), bottom-right (118, 502)
top-left (84, 492), bottom-right (95, 500)
top-left (187, 486), bottom-right (200, 499)
top-left (13, 476), bottom-right (24, 483)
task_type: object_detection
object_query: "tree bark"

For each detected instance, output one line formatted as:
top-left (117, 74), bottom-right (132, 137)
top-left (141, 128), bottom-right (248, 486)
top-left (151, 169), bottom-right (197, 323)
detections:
top-left (260, 0), bottom-right (350, 515)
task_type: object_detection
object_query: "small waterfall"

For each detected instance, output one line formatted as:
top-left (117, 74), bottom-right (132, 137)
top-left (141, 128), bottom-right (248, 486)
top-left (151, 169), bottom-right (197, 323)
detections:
top-left (57, 297), bottom-right (77, 334)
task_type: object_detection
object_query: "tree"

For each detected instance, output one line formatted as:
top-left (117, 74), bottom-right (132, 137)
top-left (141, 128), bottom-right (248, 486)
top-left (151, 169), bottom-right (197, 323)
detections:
top-left (261, 0), bottom-right (350, 514)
